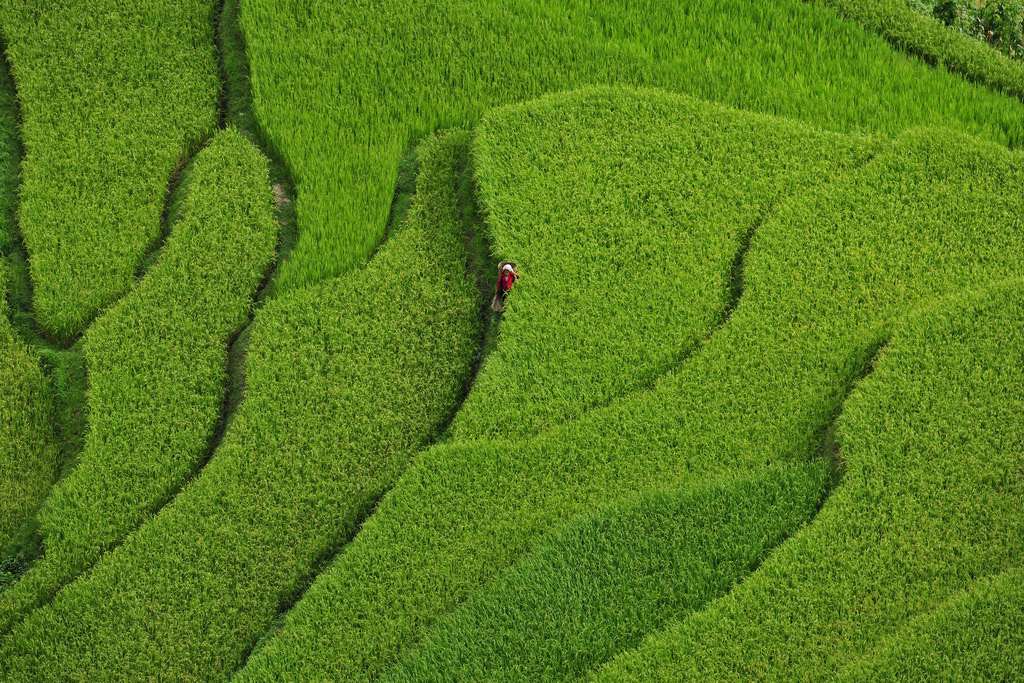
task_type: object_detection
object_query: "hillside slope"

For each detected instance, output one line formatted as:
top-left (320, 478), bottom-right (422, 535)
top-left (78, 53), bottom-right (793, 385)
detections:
top-left (0, 131), bottom-right (481, 681)
top-left (237, 89), bottom-right (1024, 681)
top-left (596, 280), bottom-right (1024, 681)
top-left (240, 0), bottom-right (1024, 294)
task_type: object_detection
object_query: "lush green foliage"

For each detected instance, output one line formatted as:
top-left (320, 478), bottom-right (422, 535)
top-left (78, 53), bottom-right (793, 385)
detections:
top-left (0, 128), bottom-right (277, 632)
top-left (235, 97), bottom-right (1024, 682)
top-left (0, 48), bottom-right (17, 256)
top-left (0, 265), bottom-right (56, 560)
top-left (837, 567), bottom-right (1024, 680)
top-left (3, 0), bottom-right (1023, 675)
top-left (595, 281), bottom-right (1024, 681)
top-left (821, 0), bottom-right (1024, 97)
top-left (449, 88), bottom-right (869, 441)
top-left (0, 50), bottom-right (54, 586)
top-left (0, 0), bottom-right (219, 338)
top-left (387, 463), bottom-right (826, 682)
top-left (0, 131), bottom-right (481, 680)
top-left (917, 0), bottom-right (1024, 59)
top-left (240, 0), bottom-right (1024, 295)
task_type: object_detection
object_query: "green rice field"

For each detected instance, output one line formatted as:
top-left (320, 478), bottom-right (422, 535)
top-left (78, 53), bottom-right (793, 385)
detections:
top-left (0, 0), bottom-right (1021, 680)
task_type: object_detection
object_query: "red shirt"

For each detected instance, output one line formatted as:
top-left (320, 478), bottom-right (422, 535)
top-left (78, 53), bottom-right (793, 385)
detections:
top-left (499, 270), bottom-right (517, 293)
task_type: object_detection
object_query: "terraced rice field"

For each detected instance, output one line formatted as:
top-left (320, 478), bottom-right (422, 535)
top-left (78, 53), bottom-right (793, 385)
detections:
top-left (0, 0), bottom-right (1021, 680)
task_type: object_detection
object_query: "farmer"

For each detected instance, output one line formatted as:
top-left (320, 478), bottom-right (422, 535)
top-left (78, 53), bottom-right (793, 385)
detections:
top-left (492, 262), bottom-right (519, 312)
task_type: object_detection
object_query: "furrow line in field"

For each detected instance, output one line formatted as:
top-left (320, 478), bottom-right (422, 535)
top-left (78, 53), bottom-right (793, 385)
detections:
top-left (0, 38), bottom-right (59, 586)
top-left (435, 139), bottom-right (499, 442)
top-left (513, 156), bottom-right (875, 443)
top-left (816, 335), bottom-right (888, 485)
top-left (593, 279), bottom-right (1024, 680)
top-left (0, 39), bottom-right (83, 581)
top-left (0, 120), bottom-right (216, 634)
top-left (570, 142), bottom-right (883, 436)
top-left (213, 0), bottom-right (229, 130)
top-left (232, 485), bottom-right (390, 676)
top-left (0, 128), bottom-right (277, 637)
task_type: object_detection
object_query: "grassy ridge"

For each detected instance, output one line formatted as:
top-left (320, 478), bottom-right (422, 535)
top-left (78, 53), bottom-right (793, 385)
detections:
top-left (386, 462), bottom-right (826, 682)
top-left (449, 88), bottom-right (870, 441)
top-left (0, 264), bottom-right (56, 563)
top-left (0, 128), bottom-right (277, 632)
top-left (818, 0), bottom-right (1024, 99)
top-left (837, 567), bottom-right (1024, 681)
top-left (594, 281), bottom-right (1024, 681)
top-left (235, 97), bottom-right (1024, 682)
top-left (240, 0), bottom-right (1024, 296)
top-left (0, 0), bottom-right (219, 338)
top-left (0, 43), bottom-right (17, 256)
top-left (0, 131), bottom-right (481, 680)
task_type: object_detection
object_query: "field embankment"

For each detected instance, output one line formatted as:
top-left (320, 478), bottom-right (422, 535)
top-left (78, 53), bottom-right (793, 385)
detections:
top-left (448, 88), bottom-right (871, 441)
top-left (817, 0), bottom-right (1024, 99)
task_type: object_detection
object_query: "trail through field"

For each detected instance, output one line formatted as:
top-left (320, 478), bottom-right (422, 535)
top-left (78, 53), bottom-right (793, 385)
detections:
top-left (447, 90), bottom-right (872, 442)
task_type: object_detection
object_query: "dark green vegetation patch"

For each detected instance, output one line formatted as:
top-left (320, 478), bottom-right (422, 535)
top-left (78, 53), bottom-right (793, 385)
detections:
top-left (388, 463), bottom-right (827, 682)
top-left (0, 265), bottom-right (56, 574)
top-left (822, 0), bottom-right (1024, 98)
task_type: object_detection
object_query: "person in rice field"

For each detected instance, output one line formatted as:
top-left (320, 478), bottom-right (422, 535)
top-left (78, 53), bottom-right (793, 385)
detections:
top-left (491, 262), bottom-right (519, 312)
